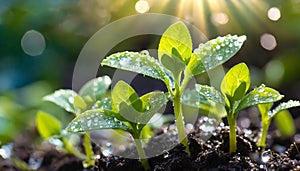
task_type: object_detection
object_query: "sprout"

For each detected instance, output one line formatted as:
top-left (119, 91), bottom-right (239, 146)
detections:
top-left (182, 63), bottom-right (284, 153)
top-left (67, 81), bottom-right (167, 170)
top-left (258, 100), bottom-right (300, 149)
top-left (41, 75), bottom-right (111, 168)
top-left (102, 21), bottom-right (247, 154)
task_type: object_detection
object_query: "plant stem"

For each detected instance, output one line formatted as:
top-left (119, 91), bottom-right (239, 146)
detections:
top-left (83, 132), bottom-right (95, 168)
top-left (62, 137), bottom-right (86, 160)
top-left (174, 88), bottom-right (190, 155)
top-left (228, 115), bottom-right (237, 153)
top-left (258, 120), bottom-right (270, 149)
top-left (133, 137), bottom-right (150, 170)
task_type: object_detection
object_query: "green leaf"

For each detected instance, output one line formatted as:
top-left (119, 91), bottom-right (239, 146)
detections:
top-left (79, 76), bottom-right (111, 103)
top-left (91, 98), bottom-right (112, 110)
top-left (66, 109), bottom-right (131, 133)
top-left (274, 110), bottom-right (295, 137)
top-left (187, 35), bottom-right (247, 76)
top-left (111, 81), bottom-right (141, 112)
top-left (195, 84), bottom-right (225, 104)
top-left (220, 63), bottom-right (250, 103)
top-left (36, 111), bottom-right (62, 139)
top-left (181, 89), bottom-right (226, 118)
top-left (101, 51), bottom-right (174, 89)
top-left (158, 21), bottom-right (192, 64)
top-left (119, 92), bottom-right (167, 125)
top-left (43, 90), bottom-right (86, 115)
top-left (237, 84), bottom-right (283, 111)
top-left (269, 100), bottom-right (300, 119)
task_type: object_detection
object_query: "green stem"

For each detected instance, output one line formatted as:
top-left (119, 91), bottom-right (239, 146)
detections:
top-left (228, 115), bottom-right (237, 153)
top-left (62, 137), bottom-right (86, 160)
top-left (82, 132), bottom-right (95, 168)
top-left (258, 120), bottom-right (270, 149)
top-left (174, 88), bottom-right (190, 155)
top-left (133, 135), bottom-right (150, 170)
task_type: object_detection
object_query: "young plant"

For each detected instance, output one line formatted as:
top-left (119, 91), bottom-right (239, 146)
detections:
top-left (101, 21), bottom-right (247, 153)
top-left (36, 111), bottom-right (85, 160)
top-left (182, 63), bottom-right (284, 153)
top-left (66, 81), bottom-right (167, 170)
top-left (258, 100), bottom-right (300, 149)
top-left (42, 76), bottom-right (111, 167)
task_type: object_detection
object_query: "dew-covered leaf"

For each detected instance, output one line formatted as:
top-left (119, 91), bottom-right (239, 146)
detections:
top-left (101, 51), bottom-right (174, 89)
top-left (181, 89), bottom-right (226, 118)
top-left (237, 84), bottom-right (284, 112)
top-left (36, 111), bottom-right (62, 139)
top-left (66, 109), bottom-right (131, 133)
top-left (158, 21), bottom-right (192, 65)
top-left (111, 81), bottom-right (141, 113)
top-left (79, 76), bottom-right (111, 103)
top-left (91, 98), bottom-right (112, 110)
top-left (195, 84), bottom-right (225, 104)
top-left (274, 110), bottom-right (295, 137)
top-left (160, 54), bottom-right (185, 79)
top-left (221, 63), bottom-right (250, 104)
top-left (43, 90), bottom-right (86, 115)
top-left (187, 35), bottom-right (246, 76)
top-left (269, 100), bottom-right (300, 119)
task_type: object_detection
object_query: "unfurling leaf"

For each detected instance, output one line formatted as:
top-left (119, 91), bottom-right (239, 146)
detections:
top-left (221, 63), bottom-right (250, 106)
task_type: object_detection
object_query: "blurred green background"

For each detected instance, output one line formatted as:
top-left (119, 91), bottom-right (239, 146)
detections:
top-left (0, 0), bottom-right (300, 144)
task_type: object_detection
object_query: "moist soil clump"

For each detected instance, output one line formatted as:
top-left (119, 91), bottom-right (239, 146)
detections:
top-left (1, 119), bottom-right (300, 170)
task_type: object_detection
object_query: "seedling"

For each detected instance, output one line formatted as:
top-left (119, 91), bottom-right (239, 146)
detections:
top-left (101, 21), bottom-right (247, 153)
top-left (67, 81), bottom-right (167, 170)
top-left (258, 100), bottom-right (300, 149)
top-left (42, 76), bottom-right (111, 167)
top-left (182, 63), bottom-right (284, 153)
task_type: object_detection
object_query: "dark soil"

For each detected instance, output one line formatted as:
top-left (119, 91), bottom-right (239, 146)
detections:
top-left (1, 118), bottom-right (300, 171)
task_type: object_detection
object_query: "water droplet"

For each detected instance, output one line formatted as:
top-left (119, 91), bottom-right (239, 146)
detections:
top-left (101, 142), bottom-right (114, 156)
top-left (261, 150), bottom-right (271, 163)
top-left (120, 58), bottom-right (132, 67)
top-left (199, 117), bottom-right (218, 133)
top-left (28, 155), bottom-right (43, 170)
top-left (185, 123), bottom-right (194, 133)
top-left (217, 55), bottom-right (222, 60)
top-left (216, 45), bottom-right (221, 50)
top-left (0, 143), bottom-right (13, 159)
top-left (140, 50), bottom-right (149, 56)
top-left (258, 88), bottom-right (264, 93)
top-left (163, 150), bottom-right (169, 158)
top-left (254, 95), bottom-right (259, 101)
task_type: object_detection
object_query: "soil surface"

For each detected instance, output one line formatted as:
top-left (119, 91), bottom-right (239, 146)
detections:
top-left (1, 117), bottom-right (300, 171)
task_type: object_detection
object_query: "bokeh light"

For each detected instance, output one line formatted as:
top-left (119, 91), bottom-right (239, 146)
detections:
top-left (268, 7), bottom-right (281, 21)
top-left (21, 30), bottom-right (46, 56)
top-left (265, 60), bottom-right (285, 85)
top-left (135, 0), bottom-right (150, 14)
top-left (211, 12), bottom-right (229, 26)
top-left (260, 33), bottom-right (277, 50)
